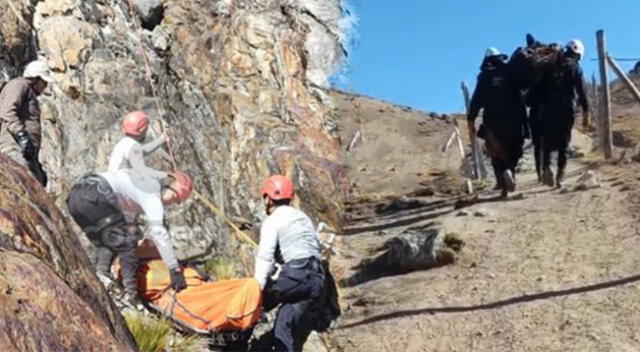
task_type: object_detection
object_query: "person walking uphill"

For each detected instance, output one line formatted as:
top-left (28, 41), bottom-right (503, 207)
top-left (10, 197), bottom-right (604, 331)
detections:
top-left (67, 169), bottom-right (193, 307)
top-left (108, 110), bottom-right (169, 179)
top-left (0, 60), bottom-right (54, 186)
top-left (254, 175), bottom-right (325, 352)
top-left (537, 39), bottom-right (589, 188)
top-left (468, 47), bottom-right (528, 198)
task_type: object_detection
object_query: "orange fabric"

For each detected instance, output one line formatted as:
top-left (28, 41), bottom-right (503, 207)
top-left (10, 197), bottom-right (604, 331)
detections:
top-left (136, 260), bottom-right (262, 333)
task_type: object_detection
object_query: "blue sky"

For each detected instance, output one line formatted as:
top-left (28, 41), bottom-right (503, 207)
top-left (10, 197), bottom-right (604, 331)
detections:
top-left (336, 0), bottom-right (640, 113)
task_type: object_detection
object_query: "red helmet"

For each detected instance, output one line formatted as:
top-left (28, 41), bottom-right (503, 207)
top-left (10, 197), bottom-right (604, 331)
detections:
top-left (168, 171), bottom-right (194, 203)
top-left (122, 111), bottom-right (149, 137)
top-left (261, 175), bottom-right (294, 200)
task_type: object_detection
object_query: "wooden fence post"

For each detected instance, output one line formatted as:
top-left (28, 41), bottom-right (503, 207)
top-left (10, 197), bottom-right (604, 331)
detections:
top-left (607, 56), bottom-right (640, 104)
top-left (461, 81), bottom-right (484, 179)
top-left (590, 74), bottom-right (601, 150)
top-left (596, 30), bottom-right (613, 159)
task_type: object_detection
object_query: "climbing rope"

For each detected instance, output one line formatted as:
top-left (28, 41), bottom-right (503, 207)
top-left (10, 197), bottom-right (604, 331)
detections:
top-left (194, 190), bottom-right (258, 248)
top-left (120, 0), bottom-right (259, 253)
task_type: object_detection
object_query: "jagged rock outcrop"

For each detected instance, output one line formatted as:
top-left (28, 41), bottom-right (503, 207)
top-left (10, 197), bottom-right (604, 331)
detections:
top-left (0, 154), bottom-right (136, 351)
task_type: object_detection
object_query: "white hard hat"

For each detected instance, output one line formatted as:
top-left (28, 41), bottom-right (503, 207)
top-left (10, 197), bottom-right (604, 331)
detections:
top-left (566, 39), bottom-right (585, 59)
top-left (485, 47), bottom-right (502, 58)
top-left (23, 60), bottom-right (54, 83)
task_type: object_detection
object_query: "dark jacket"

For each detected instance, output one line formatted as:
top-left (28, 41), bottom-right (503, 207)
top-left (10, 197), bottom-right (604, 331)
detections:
top-left (468, 57), bottom-right (527, 130)
top-left (0, 77), bottom-right (42, 151)
top-left (541, 54), bottom-right (589, 114)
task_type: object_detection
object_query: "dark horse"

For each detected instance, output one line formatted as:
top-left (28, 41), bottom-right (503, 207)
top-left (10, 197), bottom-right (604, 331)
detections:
top-left (507, 34), bottom-right (566, 183)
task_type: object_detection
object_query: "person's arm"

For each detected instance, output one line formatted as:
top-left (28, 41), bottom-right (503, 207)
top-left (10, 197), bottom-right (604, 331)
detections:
top-left (467, 74), bottom-right (486, 142)
top-left (0, 80), bottom-right (29, 136)
top-left (107, 140), bottom-right (125, 172)
top-left (148, 224), bottom-right (179, 270)
top-left (575, 66), bottom-right (590, 127)
top-left (254, 218), bottom-right (279, 289)
top-left (141, 136), bottom-right (166, 156)
top-left (468, 74), bottom-right (486, 122)
top-left (140, 195), bottom-right (179, 270)
top-left (127, 142), bottom-right (169, 179)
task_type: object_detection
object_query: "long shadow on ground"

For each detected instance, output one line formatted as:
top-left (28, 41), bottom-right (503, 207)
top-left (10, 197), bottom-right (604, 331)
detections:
top-left (341, 273), bottom-right (640, 329)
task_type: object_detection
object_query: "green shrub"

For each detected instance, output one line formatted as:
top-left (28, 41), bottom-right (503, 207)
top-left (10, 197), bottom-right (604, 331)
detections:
top-left (124, 311), bottom-right (210, 352)
top-left (202, 256), bottom-right (241, 280)
top-left (124, 312), bottom-right (171, 352)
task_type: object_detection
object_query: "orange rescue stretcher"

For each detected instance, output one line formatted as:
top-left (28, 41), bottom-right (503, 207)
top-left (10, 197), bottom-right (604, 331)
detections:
top-left (120, 241), bottom-right (263, 346)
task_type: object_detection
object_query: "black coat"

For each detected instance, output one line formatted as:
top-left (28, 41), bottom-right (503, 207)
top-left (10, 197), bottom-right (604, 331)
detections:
top-left (540, 54), bottom-right (589, 115)
top-left (468, 58), bottom-right (527, 131)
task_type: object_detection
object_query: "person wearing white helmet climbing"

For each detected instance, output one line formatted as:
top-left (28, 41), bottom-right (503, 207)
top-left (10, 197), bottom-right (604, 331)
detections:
top-left (254, 175), bottom-right (325, 352)
top-left (108, 110), bottom-right (169, 179)
top-left (0, 60), bottom-right (54, 186)
top-left (67, 168), bottom-right (194, 308)
top-left (537, 38), bottom-right (589, 188)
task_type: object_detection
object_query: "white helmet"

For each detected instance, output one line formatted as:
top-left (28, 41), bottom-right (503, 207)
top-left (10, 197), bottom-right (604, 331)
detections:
top-left (485, 47), bottom-right (502, 58)
top-left (566, 39), bottom-right (585, 59)
top-left (23, 60), bottom-right (54, 83)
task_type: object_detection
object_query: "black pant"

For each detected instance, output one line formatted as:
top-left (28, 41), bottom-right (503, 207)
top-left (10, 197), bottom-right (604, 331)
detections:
top-left (67, 174), bottom-right (139, 294)
top-left (541, 108), bottom-right (575, 179)
top-left (265, 257), bottom-right (325, 352)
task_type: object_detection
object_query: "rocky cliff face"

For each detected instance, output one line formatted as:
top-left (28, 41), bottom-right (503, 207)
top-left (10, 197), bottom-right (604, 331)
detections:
top-left (0, 153), bottom-right (136, 351)
top-left (0, 0), bottom-right (350, 258)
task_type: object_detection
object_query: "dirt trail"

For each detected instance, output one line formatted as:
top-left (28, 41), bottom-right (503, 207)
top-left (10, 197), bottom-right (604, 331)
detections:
top-left (328, 92), bottom-right (640, 351)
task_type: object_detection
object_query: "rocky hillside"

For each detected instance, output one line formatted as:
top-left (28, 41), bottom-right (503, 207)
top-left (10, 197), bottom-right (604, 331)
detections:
top-left (607, 73), bottom-right (640, 148)
top-left (332, 90), bottom-right (467, 201)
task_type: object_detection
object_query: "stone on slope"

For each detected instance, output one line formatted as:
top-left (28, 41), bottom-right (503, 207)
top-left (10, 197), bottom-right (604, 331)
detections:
top-left (345, 228), bottom-right (464, 285)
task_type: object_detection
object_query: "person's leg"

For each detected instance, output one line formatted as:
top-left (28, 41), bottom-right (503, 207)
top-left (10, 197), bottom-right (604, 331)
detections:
top-left (533, 139), bottom-right (542, 182)
top-left (268, 261), bottom-right (325, 351)
top-left (101, 224), bottom-right (139, 297)
top-left (95, 244), bottom-right (116, 276)
top-left (492, 161), bottom-right (505, 191)
top-left (556, 115), bottom-right (574, 188)
top-left (485, 129), bottom-right (506, 192)
top-left (93, 243), bottom-right (117, 289)
top-left (505, 133), bottom-right (524, 193)
top-left (541, 135), bottom-right (555, 187)
top-left (273, 299), bottom-right (313, 352)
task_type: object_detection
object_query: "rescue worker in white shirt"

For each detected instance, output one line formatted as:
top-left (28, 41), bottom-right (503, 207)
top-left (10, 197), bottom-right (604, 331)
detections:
top-left (254, 175), bottom-right (325, 352)
top-left (108, 110), bottom-right (169, 180)
top-left (66, 168), bottom-right (193, 306)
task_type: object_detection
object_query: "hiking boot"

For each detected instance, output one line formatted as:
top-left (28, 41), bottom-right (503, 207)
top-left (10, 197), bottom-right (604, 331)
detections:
top-left (556, 170), bottom-right (565, 189)
top-left (119, 291), bottom-right (144, 312)
top-left (492, 167), bottom-right (505, 190)
top-left (503, 170), bottom-right (516, 192)
top-left (96, 272), bottom-right (115, 291)
top-left (542, 168), bottom-right (555, 187)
